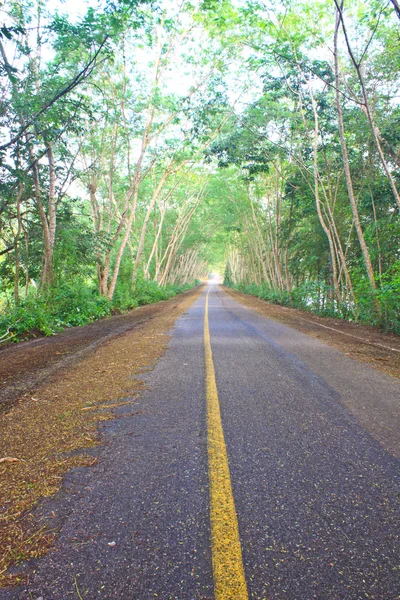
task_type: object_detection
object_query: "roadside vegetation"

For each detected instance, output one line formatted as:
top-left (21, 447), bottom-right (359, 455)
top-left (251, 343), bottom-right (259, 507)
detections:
top-left (227, 275), bottom-right (400, 333)
top-left (1, 0), bottom-right (399, 337)
top-left (0, 280), bottom-right (196, 344)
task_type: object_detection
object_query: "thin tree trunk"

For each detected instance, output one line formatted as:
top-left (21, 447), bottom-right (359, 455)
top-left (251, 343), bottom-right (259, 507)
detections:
top-left (146, 200), bottom-right (167, 279)
top-left (320, 157), bottom-right (356, 308)
top-left (13, 183), bottom-right (24, 303)
top-left (41, 141), bottom-right (57, 287)
top-left (335, 0), bottom-right (400, 211)
top-left (307, 78), bottom-right (341, 303)
top-left (333, 4), bottom-right (379, 311)
top-left (135, 162), bottom-right (178, 267)
top-left (157, 186), bottom-right (205, 286)
top-left (248, 195), bottom-right (274, 286)
top-left (29, 149), bottom-right (53, 288)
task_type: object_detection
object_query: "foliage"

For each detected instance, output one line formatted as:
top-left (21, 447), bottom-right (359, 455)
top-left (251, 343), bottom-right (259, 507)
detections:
top-left (227, 275), bottom-right (400, 333)
top-left (0, 284), bottom-right (112, 341)
top-left (134, 277), bottom-right (194, 306)
top-left (377, 265), bottom-right (400, 332)
top-left (0, 279), bottom-right (198, 343)
top-left (1, 0), bottom-right (399, 341)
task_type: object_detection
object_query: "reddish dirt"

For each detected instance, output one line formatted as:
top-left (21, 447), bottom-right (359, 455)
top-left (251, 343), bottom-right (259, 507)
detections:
top-left (224, 288), bottom-right (400, 378)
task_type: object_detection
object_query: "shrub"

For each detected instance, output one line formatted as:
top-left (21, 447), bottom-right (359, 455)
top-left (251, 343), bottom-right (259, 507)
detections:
top-left (227, 274), bottom-right (400, 334)
top-left (0, 283), bottom-right (112, 343)
top-left (0, 279), bottom-right (198, 344)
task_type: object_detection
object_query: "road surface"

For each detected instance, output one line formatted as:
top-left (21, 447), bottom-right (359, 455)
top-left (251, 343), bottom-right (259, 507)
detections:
top-left (2, 284), bottom-right (399, 599)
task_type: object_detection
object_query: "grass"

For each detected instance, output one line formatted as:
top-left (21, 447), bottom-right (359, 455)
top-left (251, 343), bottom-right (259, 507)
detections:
top-left (0, 280), bottom-right (198, 345)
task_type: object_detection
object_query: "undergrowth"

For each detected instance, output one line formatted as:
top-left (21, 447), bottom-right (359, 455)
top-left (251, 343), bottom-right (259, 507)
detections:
top-left (0, 279), bottom-right (198, 344)
top-left (227, 275), bottom-right (400, 334)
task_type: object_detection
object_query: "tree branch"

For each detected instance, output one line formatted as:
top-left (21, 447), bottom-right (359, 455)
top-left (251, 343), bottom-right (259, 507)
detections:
top-left (0, 245), bottom-right (15, 256)
top-left (0, 37), bottom-right (109, 151)
top-left (389, 0), bottom-right (400, 20)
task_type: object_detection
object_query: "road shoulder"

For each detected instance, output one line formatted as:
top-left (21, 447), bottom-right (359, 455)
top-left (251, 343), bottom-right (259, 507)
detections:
top-left (0, 286), bottom-right (204, 589)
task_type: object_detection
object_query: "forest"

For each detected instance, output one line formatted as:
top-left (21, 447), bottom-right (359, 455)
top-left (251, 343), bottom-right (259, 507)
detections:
top-left (1, 0), bottom-right (399, 342)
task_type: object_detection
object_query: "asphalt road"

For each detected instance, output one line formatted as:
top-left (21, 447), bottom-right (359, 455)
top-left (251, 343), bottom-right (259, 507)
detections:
top-left (2, 284), bottom-right (399, 600)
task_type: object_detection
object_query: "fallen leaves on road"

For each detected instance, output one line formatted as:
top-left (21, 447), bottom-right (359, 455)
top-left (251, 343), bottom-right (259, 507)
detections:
top-left (0, 286), bottom-right (203, 587)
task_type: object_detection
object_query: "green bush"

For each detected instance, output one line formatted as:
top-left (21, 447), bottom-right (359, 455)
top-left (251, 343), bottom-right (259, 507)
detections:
top-left (50, 285), bottom-right (112, 326)
top-left (377, 265), bottom-right (400, 332)
top-left (235, 282), bottom-right (292, 309)
top-left (0, 297), bottom-right (56, 340)
top-left (0, 279), bottom-right (199, 344)
top-left (130, 275), bottom-right (194, 306)
top-left (227, 273), bottom-right (400, 334)
top-left (0, 283), bottom-right (112, 343)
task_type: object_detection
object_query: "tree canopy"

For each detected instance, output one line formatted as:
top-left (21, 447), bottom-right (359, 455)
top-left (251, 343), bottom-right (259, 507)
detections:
top-left (1, 0), bottom-right (399, 340)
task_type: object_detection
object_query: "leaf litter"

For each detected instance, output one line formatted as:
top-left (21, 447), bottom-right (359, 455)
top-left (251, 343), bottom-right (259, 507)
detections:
top-left (0, 286), bottom-right (203, 587)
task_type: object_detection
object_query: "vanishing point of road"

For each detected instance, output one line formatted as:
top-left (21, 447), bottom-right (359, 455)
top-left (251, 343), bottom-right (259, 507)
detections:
top-left (2, 284), bottom-right (399, 600)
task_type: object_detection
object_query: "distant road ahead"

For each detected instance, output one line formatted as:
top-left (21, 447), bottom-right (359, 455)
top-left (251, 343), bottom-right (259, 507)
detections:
top-left (4, 284), bottom-right (399, 600)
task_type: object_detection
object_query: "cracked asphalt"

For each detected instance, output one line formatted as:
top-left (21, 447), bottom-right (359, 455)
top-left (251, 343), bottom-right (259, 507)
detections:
top-left (1, 284), bottom-right (399, 599)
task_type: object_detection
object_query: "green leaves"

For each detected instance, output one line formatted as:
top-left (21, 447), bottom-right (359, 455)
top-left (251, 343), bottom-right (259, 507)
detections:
top-left (0, 24), bottom-right (25, 41)
top-left (0, 0), bottom-right (399, 333)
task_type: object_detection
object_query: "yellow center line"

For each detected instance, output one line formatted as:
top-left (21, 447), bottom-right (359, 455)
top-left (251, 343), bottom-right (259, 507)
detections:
top-left (204, 288), bottom-right (249, 600)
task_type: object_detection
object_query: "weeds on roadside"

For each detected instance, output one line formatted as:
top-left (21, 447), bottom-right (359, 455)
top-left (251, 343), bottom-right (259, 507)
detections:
top-left (0, 279), bottom-right (198, 344)
top-left (227, 273), bottom-right (400, 334)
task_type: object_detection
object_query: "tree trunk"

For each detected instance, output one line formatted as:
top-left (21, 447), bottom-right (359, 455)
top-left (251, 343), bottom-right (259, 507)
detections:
top-left (13, 183), bottom-right (24, 303)
top-left (335, 0), bottom-right (400, 211)
top-left (334, 4), bottom-right (379, 312)
top-left (135, 163), bottom-right (177, 267)
top-left (306, 78), bottom-right (341, 304)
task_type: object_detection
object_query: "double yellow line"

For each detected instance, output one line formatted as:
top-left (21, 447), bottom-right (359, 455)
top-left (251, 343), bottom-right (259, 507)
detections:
top-left (204, 289), bottom-right (249, 599)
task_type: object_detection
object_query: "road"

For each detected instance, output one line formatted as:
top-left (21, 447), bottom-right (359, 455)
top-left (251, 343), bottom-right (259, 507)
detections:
top-left (2, 284), bottom-right (399, 600)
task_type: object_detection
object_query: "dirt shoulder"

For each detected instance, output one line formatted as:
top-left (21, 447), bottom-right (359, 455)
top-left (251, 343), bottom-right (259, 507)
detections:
top-left (224, 287), bottom-right (400, 379)
top-left (0, 286), bottom-right (203, 587)
top-left (0, 287), bottom-right (202, 413)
